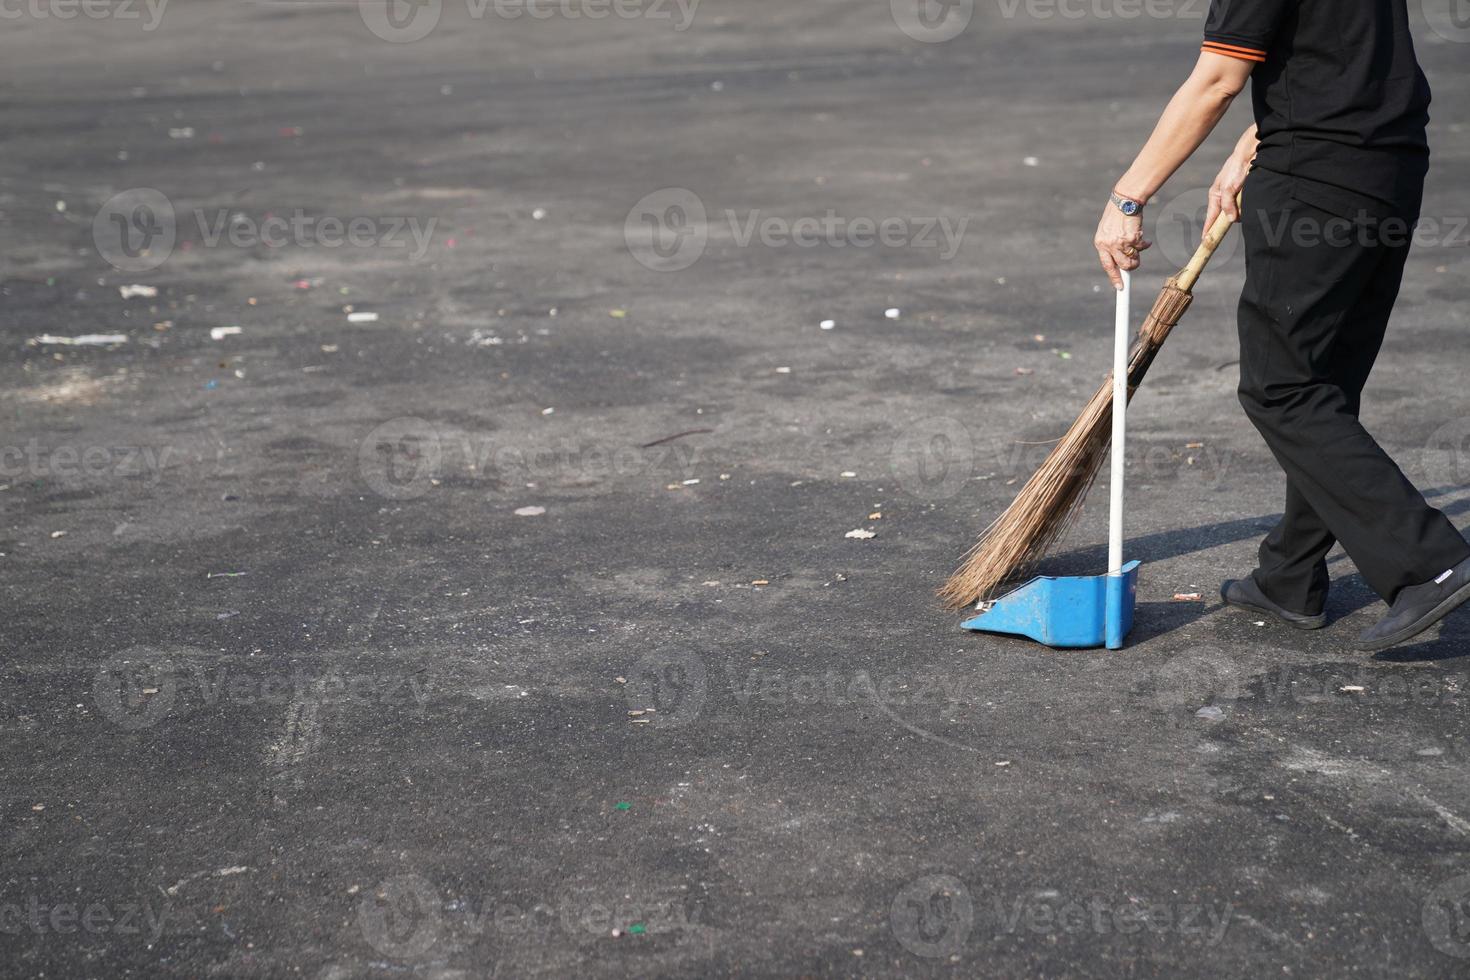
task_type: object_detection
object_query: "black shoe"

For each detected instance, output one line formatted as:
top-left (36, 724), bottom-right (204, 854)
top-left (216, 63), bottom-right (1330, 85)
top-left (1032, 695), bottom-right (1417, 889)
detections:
top-left (1221, 577), bottom-right (1326, 630)
top-left (1356, 556), bottom-right (1470, 652)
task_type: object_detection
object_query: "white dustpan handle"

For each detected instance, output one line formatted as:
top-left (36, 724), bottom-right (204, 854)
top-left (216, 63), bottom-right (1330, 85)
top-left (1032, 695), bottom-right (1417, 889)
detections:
top-left (1109, 270), bottom-right (1129, 575)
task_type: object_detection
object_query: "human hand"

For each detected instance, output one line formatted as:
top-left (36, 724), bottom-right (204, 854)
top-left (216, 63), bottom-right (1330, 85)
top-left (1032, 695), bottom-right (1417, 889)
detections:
top-left (1094, 199), bottom-right (1149, 290)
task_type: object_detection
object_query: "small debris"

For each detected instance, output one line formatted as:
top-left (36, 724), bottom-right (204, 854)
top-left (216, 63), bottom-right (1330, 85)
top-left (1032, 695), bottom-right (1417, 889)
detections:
top-left (207, 571), bottom-right (248, 579)
top-left (118, 284), bottom-right (158, 299)
top-left (1022, 156), bottom-right (1040, 167)
top-left (614, 676), bottom-right (627, 684)
top-left (868, 512), bottom-right (882, 520)
top-left (884, 308), bottom-right (900, 320)
top-left (609, 309), bottom-right (627, 318)
top-left (50, 530), bottom-right (67, 539)
top-left (995, 760), bottom-right (1011, 767)
top-left (845, 528), bottom-right (876, 540)
top-left (347, 312), bottom-right (379, 324)
top-left (210, 326), bottom-right (243, 340)
top-left (614, 802), bottom-right (632, 811)
top-left (775, 366), bottom-right (792, 374)
top-left (626, 923), bottom-right (647, 934)
top-left (1195, 706), bottom-right (1225, 721)
top-left (541, 407), bottom-right (555, 416)
top-left (531, 207), bottom-right (547, 220)
top-left (1014, 367), bottom-right (1034, 376)
top-left (168, 126), bottom-right (196, 140)
top-left (514, 506), bottom-right (546, 517)
top-left (819, 319), bottom-right (835, 330)
top-left (1185, 441), bottom-right (1205, 449)
top-left (1340, 685), bottom-right (1366, 693)
top-left (841, 471), bottom-right (856, 478)
top-left (1172, 592), bottom-right (1203, 602)
top-left (751, 579), bottom-right (769, 586)
top-left (682, 478), bottom-right (700, 486)
top-left (30, 333), bottom-right (128, 346)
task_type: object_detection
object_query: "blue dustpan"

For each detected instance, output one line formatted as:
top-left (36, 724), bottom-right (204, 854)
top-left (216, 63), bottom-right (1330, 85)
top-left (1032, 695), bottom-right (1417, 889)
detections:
top-left (961, 560), bottom-right (1140, 649)
top-left (963, 270), bottom-right (1142, 650)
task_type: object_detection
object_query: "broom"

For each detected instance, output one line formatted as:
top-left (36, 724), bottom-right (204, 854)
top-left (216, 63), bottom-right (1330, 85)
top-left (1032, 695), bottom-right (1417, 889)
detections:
top-left (939, 205), bottom-right (1239, 609)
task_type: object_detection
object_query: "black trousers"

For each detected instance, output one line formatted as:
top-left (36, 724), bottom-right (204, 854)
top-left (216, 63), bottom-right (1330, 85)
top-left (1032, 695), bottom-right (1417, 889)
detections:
top-left (1236, 168), bottom-right (1469, 612)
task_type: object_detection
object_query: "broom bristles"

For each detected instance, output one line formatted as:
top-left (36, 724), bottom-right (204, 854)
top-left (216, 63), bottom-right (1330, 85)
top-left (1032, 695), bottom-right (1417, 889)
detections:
top-left (939, 281), bottom-right (1195, 610)
top-left (937, 375), bottom-right (1116, 609)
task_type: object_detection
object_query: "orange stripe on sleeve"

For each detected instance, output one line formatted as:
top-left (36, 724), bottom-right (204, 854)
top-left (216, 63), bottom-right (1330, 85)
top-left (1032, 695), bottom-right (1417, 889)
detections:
top-left (1201, 41), bottom-right (1267, 63)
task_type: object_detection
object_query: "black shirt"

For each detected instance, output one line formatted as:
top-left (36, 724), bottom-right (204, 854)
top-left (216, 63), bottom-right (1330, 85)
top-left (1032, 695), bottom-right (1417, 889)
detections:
top-left (1203, 0), bottom-right (1432, 216)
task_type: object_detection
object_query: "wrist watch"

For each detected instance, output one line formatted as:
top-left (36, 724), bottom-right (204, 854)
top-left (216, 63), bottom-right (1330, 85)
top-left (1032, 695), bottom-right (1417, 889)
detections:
top-left (1110, 190), bottom-right (1144, 216)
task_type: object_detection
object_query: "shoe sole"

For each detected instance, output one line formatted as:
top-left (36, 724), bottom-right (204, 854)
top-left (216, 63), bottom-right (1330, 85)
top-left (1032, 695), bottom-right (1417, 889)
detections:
top-left (1355, 578), bottom-right (1470, 653)
top-left (1220, 584), bottom-right (1327, 631)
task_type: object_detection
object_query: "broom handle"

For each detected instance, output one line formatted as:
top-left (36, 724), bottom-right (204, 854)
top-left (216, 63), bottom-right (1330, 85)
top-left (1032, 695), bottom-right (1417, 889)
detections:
top-left (1174, 203), bottom-right (1239, 292)
top-left (1109, 269), bottom-right (1129, 575)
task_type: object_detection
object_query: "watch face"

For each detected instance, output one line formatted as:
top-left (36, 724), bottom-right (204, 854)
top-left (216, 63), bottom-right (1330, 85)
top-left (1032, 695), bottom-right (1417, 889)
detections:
top-left (1121, 200), bottom-right (1139, 216)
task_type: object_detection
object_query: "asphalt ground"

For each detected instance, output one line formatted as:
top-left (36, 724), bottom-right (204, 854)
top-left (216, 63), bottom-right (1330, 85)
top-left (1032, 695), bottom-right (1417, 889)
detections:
top-left (4, 1), bottom-right (1470, 976)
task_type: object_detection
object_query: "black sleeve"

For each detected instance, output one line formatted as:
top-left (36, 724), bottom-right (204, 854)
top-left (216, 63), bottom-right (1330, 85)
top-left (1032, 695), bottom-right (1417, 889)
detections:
top-left (1202, 0), bottom-right (1290, 62)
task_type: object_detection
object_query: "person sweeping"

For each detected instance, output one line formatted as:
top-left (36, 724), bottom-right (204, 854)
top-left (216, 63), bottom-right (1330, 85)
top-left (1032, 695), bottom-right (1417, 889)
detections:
top-left (1091, 0), bottom-right (1470, 651)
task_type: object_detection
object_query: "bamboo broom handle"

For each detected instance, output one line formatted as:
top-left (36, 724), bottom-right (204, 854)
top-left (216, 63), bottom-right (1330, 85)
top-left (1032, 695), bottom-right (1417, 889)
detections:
top-left (1173, 200), bottom-right (1239, 292)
